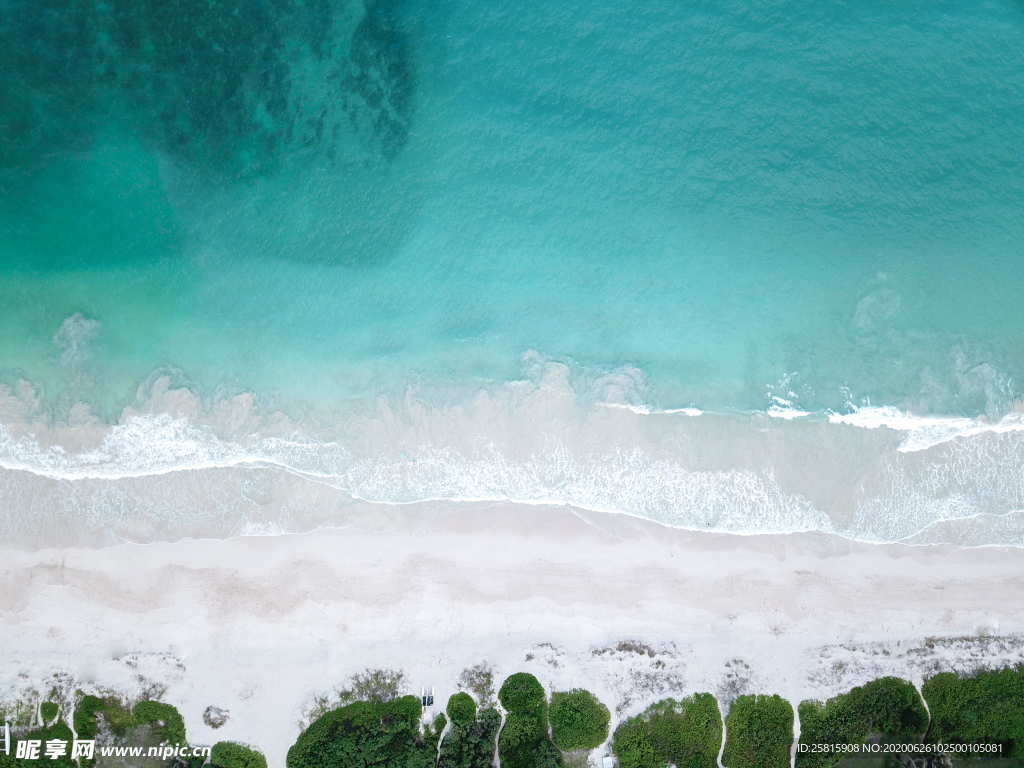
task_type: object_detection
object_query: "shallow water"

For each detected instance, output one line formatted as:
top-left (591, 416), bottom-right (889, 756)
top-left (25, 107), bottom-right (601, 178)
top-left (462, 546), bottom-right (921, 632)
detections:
top-left (2, 0), bottom-right (1023, 546)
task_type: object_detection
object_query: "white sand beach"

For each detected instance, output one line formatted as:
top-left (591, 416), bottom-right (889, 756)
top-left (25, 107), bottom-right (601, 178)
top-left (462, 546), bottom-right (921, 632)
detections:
top-left (2, 502), bottom-right (1023, 765)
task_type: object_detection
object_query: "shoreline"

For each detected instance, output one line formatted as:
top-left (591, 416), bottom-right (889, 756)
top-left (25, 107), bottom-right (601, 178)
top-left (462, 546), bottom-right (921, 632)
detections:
top-left (4, 366), bottom-right (1024, 549)
top-left (8, 492), bottom-right (1024, 553)
top-left (3, 502), bottom-right (1023, 764)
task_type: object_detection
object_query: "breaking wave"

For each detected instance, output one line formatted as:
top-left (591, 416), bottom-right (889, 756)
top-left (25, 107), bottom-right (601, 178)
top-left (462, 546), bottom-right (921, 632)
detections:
top-left (1, 358), bottom-right (1023, 548)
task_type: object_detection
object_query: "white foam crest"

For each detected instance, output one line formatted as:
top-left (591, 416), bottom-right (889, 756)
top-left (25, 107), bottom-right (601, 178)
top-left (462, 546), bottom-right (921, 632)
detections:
top-left (766, 397), bottom-right (813, 420)
top-left (597, 402), bottom-right (704, 416)
top-left (828, 406), bottom-right (1024, 452)
top-left (2, 359), bottom-right (1023, 547)
top-left (0, 414), bottom-right (350, 480)
top-left (0, 412), bottom-right (830, 539)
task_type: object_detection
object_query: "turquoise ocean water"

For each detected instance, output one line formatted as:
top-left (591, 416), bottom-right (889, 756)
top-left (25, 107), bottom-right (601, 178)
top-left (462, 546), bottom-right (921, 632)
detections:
top-left (2, 0), bottom-right (1024, 545)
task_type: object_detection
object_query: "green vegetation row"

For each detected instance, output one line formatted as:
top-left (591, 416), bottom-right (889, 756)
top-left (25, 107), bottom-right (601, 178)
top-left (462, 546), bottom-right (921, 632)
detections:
top-left (0, 694), bottom-right (262, 768)
top-left (286, 695), bottom-right (436, 768)
top-left (722, 695), bottom-right (793, 768)
top-left (612, 693), bottom-right (722, 768)
top-left (796, 668), bottom-right (1024, 768)
top-left (286, 672), bottom-right (612, 768)
top-left (924, 667), bottom-right (1024, 760)
top-left (497, 673), bottom-right (561, 768)
top-left (796, 677), bottom-right (927, 768)
top-left (4, 665), bottom-right (1023, 767)
top-left (439, 696), bottom-right (500, 768)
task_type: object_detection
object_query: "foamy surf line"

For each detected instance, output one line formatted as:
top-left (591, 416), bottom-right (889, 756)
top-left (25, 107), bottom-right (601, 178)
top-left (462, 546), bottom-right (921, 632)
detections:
top-left (3, 404), bottom-right (1006, 484)
top-left (597, 402), bottom-right (704, 416)
top-left (0, 419), bottom-right (347, 481)
top-left (600, 401), bottom-right (1024, 452)
top-left (826, 406), bottom-right (1024, 451)
top-left (2, 402), bottom-right (1024, 548)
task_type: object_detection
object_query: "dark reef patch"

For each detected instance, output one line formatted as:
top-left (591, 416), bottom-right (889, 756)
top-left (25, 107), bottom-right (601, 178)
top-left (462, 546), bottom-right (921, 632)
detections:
top-left (347, 0), bottom-right (415, 161)
top-left (0, 0), bottom-right (102, 177)
top-left (0, 0), bottom-right (417, 181)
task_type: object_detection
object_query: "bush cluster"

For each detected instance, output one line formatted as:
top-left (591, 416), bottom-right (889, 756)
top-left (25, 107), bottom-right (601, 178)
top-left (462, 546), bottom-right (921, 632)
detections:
top-left (133, 700), bottom-right (188, 745)
top-left (13, 666), bottom-right (1023, 768)
top-left (447, 693), bottom-right (477, 729)
top-left (74, 694), bottom-right (136, 740)
top-left (4, 723), bottom-right (76, 768)
top-left (612, 694), bottom-right (722, 768)
top-left (438, 706), bottom-right (501, 768)
top-left (796, 677), bottom-right (927, 768)
top-left (70, 694), bottom-right (187, 766)
top-left (498, 673), bottom-right (546, 713)
top-left (721, 694), bottom-right (792, 768)
top-left (549, 689), bottom-right (610, 751)
top-left (211, 741), bottom-right (268, 768)
top-left (424, 713), bottom-right (448, 753)
top-left (497, 673), bottom-right (561, 768)
top-left (923, 665), bottom-right (1024, 757)
top-left (286, 695), bottom-right (435, 768)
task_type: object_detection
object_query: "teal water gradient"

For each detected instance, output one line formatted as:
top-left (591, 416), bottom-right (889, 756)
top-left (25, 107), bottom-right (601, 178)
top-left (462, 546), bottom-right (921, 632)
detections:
top-left (2, 0), bottom-right (1023, 419)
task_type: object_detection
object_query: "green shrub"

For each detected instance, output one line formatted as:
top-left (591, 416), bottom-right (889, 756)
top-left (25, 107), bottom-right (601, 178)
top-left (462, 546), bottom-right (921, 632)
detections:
top-left (549, 689), bottom-right (610, 750)
top-left (448, 693), bottom-right (477, 728)
top-left (722, 694), bottom-right (792, 768)
top-left (612, 694), bottom-right (722, 768)
top-left (74, 695), bottom-right (136, 741)
top-left (611, 717), bottom-right (659, 768)
top-left (424, 713), bottom-right (448, 752)
top-left (499, 673), bottom-right (546, 714)
top-left (796, 677), bottom-right (927, 768)
top-left (439, 707), bottom-right (502, 768)
top-left (133, 700), bottom-right (187, 745)
top-left (10, 723), bottom-right (76, 768)
top-left (287, 695), bottom-right (434, 768)
top-left (211, 741), bottom-right (268, 768)
top-left (40, 702), bottom-right (59, 723)
top-left (499, 718), bottom-right (561, 768)
top-left (73, 695), bottom-right (104, 740)
top-left (498, 673), bottom-right (561, 768)
top-left (923, 666), bottom-right (1024, 757)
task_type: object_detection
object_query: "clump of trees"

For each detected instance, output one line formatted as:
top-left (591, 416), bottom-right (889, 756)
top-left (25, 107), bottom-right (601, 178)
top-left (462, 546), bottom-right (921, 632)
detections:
top-left (9, 664), bottom-right (1024, 768)
top-left (438, 696), bottom-right (501, 768)
top-left (923, 665), bottom-right (1024, 758)
top-left (286, 696), bottom-right (435, 768)
top-left (72, 694), bottom-right (190, 766)
top-left (549, 688), bottom-right (610, 751)
top-left (612, 694), bottom-right (722, 768)
top-left (74, 695), bottom-right (142, 740)
top-left (2, 722), bottom-right (76, 768)
top-left (498, 673), bottom-right (562, 768)
top-left (3, 695), bottom-right (191, 768)
top-left (211, 741), bottom-right (268, 768)
top-left (447, 693), bottom-right (477, 729)
top-left (424, 712), bottom-right (448, 754)
top-left (722, 694), bottom-right (792, 768)
top-left (797, 677), bottom-right (927, 768)
top-left (133, 700), bottom-right (188, 744)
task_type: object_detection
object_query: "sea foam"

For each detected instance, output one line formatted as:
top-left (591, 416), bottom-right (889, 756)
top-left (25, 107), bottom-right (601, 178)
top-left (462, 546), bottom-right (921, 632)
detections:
top-left (1, 362), bottom-right (1023, 548)
top-left (828, 406), bottom-right (1024, 453)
